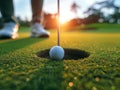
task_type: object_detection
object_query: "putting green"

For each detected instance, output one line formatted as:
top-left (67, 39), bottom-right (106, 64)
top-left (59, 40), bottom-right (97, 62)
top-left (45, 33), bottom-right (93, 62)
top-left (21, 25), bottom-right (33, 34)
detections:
top-left (0, 24), bottom-right (120, 90)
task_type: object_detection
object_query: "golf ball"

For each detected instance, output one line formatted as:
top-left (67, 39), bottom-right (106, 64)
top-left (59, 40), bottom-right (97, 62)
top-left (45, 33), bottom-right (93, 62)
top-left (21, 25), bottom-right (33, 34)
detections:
top-left (49, 46), bottom-right (64, 60)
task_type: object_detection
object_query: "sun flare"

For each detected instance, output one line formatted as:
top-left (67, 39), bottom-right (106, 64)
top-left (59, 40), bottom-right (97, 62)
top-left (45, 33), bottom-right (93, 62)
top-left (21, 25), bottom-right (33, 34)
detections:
top-left (59, 13), bottom-right (72, 24)
top-left (60, 17), bottom-right (68, 24)
top-left (59, 7), bottom-right (75, 25)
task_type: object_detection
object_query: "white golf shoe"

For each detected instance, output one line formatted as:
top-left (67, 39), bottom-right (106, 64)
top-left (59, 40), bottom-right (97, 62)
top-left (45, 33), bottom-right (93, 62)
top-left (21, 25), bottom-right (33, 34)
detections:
top-left (0, 22), bottom-right (19, 39)
top-left (30, 23), bottom-right (50, 38)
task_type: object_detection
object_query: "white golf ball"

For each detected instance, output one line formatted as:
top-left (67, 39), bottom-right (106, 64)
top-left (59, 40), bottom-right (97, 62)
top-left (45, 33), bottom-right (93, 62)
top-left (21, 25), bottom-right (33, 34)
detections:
top-left (49, 46), bottom-right (64, 60)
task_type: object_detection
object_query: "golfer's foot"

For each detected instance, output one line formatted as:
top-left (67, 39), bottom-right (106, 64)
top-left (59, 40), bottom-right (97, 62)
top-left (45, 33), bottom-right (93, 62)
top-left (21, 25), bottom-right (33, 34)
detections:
top-left (30, 23), bottom-right (50, 38)
top-left (0, 22), bottom-right (19, 39)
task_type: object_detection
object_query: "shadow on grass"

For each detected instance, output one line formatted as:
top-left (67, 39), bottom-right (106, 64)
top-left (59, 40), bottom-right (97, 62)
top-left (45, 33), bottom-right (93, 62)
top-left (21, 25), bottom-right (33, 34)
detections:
top-left (0, 37), bottom-right (46, 56)
top-left (26, 60), bottom-right (64, 90)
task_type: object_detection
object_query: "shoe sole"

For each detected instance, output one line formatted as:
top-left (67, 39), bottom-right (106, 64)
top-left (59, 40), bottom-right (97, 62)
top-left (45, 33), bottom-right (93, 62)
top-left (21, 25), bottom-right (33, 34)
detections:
top-left (38, 34), bottom-right (49, 38)
top-left (0, 35), bottom-right (12, 39)
top-left (0, 34), bottom-right (18, 39)
top-left (30, 33), bottom-right (50, 38)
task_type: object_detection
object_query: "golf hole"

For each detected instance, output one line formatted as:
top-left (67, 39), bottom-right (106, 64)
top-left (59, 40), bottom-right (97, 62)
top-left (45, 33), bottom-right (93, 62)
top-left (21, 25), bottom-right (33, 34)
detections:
top-left (37, 48), bottom-right (90, 60)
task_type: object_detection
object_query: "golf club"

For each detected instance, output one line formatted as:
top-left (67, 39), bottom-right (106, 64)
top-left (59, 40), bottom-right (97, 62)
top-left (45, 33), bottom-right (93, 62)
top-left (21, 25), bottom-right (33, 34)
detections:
top-left (57, 0), bottom-right (60, 46)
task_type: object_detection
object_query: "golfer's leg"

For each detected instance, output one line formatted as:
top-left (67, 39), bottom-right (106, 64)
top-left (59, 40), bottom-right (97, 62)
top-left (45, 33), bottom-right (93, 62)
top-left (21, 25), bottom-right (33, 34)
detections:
top-left (30, 0), bottom-right (50, 38)
top-left (0, 0), bottom-right (17, 23)
top-left (0, 0), bottom-right (19, 39)
top-left (31, 0), bottom-right (43, 23)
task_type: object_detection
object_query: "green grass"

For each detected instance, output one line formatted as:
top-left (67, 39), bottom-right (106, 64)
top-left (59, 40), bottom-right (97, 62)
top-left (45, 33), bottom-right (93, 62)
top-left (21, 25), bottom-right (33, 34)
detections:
top-left (0, 23), bottom-right (120, 90)
top-left (74, 23), bottom-right (120, 33)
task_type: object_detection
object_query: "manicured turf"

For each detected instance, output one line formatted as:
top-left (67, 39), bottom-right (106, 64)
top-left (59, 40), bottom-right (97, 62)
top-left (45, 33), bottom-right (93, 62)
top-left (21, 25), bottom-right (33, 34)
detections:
top-left (0, 23), bottom-right (120, 90)
top-left (74, 23), bottom-right (120, 33)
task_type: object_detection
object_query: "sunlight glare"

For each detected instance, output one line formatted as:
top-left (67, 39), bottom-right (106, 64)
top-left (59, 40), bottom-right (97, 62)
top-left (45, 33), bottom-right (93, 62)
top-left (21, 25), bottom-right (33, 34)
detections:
top-left (60, 17), bottom-right (68, 24)
top-left (59, 11), bottom-right (74, 24)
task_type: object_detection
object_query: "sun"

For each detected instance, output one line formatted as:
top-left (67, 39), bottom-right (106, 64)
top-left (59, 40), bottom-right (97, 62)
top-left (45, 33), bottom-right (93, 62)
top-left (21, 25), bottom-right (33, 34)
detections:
top-left (59, 10), bottom-right (73, 25)
top-left (60, 17), bottom-right (68, 24)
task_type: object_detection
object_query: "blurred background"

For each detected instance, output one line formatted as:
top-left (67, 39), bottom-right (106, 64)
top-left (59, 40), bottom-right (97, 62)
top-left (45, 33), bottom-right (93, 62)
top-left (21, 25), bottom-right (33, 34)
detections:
top-left (0, 0), bottom-right (120, 30)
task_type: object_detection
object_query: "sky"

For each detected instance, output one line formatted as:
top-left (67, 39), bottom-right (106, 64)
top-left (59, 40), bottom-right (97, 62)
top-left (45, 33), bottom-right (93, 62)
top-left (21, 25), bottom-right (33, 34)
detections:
top-left (13, 0), bottom-right (120, 22)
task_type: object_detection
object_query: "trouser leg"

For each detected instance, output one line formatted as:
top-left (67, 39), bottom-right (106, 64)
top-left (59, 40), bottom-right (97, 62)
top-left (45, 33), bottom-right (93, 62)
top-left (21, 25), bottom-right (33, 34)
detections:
top-left (31, 0), bottom-right (43, 24)
top-left (0, 0), bottom-right (17, 23)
